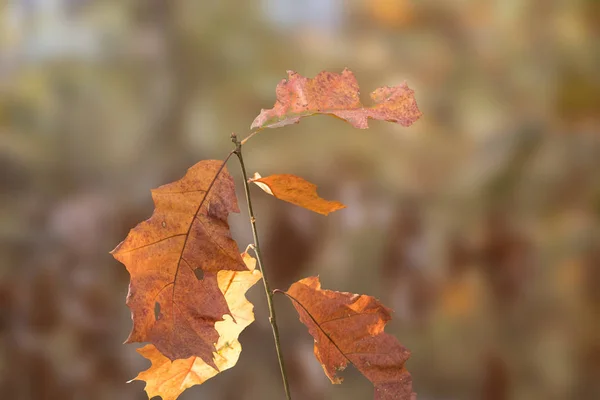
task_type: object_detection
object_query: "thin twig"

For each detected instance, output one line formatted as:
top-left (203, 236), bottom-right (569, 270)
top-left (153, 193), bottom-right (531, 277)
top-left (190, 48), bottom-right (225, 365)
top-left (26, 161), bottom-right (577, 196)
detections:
top-left (231, 133), bottom-right (292, 400)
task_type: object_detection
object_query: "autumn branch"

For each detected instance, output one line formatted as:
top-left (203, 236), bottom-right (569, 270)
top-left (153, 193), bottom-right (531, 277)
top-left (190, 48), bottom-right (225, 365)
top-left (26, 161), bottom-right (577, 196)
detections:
top-left (231, 133), bottom-right (292, 400)
top-left (113, 69), bottom-right (420, 400)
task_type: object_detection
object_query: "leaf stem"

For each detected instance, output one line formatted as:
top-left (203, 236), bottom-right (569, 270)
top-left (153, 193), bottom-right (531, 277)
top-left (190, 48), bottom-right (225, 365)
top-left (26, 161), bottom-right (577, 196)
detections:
top-left (231, 133), bottom-right (292, 400)
top-left (240, 128), bottom-right (263, 146)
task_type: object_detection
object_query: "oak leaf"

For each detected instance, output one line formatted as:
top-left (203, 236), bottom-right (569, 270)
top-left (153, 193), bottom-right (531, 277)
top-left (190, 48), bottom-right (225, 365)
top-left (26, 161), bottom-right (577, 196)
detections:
top-left (132, 252), bottom-right (262, 400)
top-left (251, 68), bottom-right (422, 130)
top-left (285, 277), bottom-right (414, 400)
top-left (249, 172), bottom-right (346, 216)
top-left (111, 160), bottom-right (248, 365)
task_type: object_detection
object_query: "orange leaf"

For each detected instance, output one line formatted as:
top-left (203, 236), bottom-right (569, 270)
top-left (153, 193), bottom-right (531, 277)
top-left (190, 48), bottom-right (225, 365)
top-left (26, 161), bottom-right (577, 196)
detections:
top-left (249, 173), bottom-right (346, 216)
top-left (132, 252), bottom-right (262, 400)
top-left (251, 68), bottom-right (422, 130)
top-left (285, 277), bottom-right (414, 400)
top-left (111, 160), bottom-right (248, 365)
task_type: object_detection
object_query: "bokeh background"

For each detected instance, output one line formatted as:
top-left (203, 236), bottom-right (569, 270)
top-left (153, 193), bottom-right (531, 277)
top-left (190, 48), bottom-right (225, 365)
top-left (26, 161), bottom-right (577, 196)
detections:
top-left (1, 1), bottom-right (599, 399)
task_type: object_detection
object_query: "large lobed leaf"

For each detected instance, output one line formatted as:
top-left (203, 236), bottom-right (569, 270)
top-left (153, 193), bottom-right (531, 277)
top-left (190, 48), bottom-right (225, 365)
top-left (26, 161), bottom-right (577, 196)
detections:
top-left (251, 68), bottom-right (422, 130)
top-left (286, 277), bottom-right (414, 400)
top-left (132, 252), bottom-right (262, 400)
top-left (111, 160), bottom-right (248, 366)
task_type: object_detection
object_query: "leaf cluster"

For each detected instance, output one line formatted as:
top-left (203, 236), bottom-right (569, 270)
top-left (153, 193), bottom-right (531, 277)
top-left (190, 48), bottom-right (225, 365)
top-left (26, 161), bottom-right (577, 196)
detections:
top-left (112, 69), bottom-right (421, 399)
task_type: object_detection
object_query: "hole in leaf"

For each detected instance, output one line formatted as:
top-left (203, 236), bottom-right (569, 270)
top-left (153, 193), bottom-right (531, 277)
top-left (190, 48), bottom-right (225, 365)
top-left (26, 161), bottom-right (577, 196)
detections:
top-left (154, 302), bottom-right (161, 321)
top-left (194, 268), bottom-right (204, 280)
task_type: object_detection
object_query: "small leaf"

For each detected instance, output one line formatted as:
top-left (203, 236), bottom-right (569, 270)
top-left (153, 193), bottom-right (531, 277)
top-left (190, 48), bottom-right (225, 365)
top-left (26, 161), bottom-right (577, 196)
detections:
top-left (251, 68), bottom-right (421, 130)
top-left (285, 277), bottom-right (415, 400)
top-left (133, 252), bottom-right (262, 400)
top-left (250, 173), bottom-right (346, 216)
top-left (111, 160), bottom-right (248, 365)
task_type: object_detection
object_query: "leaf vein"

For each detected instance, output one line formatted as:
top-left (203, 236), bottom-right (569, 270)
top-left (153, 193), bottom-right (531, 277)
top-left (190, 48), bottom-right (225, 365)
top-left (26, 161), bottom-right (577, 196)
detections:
top-left (116, 234), bottom-right (186, 254)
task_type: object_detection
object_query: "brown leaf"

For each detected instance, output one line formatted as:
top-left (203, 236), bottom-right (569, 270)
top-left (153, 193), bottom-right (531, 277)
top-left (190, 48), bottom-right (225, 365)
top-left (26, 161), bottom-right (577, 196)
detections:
top-left (285, 277), bottom-right (414, 400)
top-left (111, 160), bottom-right (247, 365)
top-left (249, 173), bottom-right (346, 216)
top-left (132, 252), bottom-right (262, 400)
top-left (251, 68), bottom-right (422, 130)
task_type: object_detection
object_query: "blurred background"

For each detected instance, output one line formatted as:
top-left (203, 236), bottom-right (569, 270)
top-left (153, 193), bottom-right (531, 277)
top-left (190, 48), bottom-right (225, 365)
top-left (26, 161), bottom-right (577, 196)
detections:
top-left (1, 0), bottom-right (599, 399)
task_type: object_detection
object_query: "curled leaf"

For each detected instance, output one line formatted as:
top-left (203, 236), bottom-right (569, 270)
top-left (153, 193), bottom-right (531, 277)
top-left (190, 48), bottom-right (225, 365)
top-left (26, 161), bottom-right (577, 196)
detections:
top-left (250, 172), bottom-right (346, 216)
top-left (251, 68), bottom-right (422, 130)
top-left (132, 252), bottom-right (262, 400)
top-left (111, 160), bottom-right (248, 365)
top-left (285, 277), bottom-right (414, 400)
